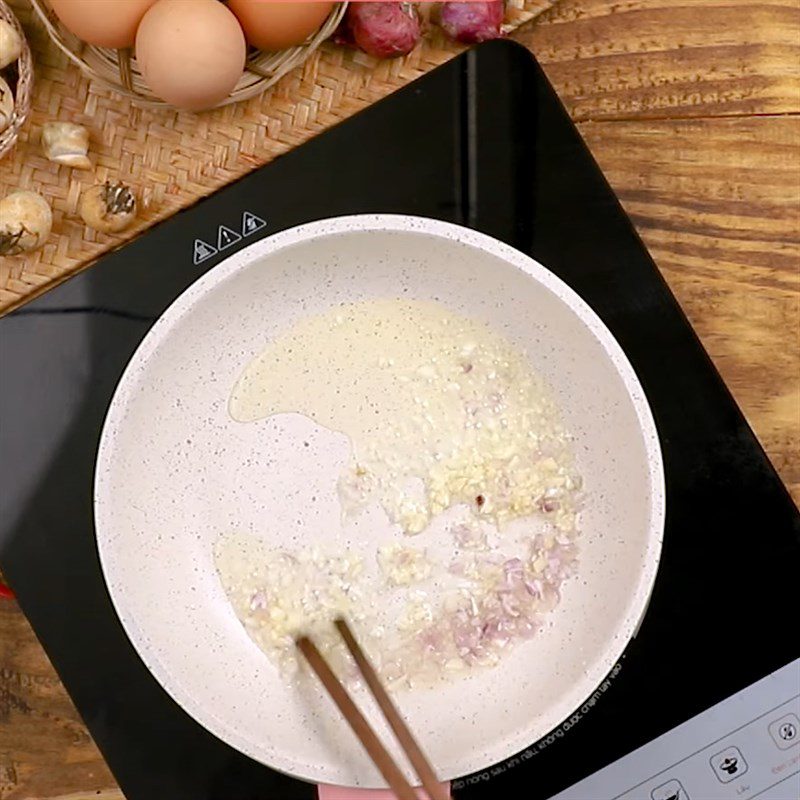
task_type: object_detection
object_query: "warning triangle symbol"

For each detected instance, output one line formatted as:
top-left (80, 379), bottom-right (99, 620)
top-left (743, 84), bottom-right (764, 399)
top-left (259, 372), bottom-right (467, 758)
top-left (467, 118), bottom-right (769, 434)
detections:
top-left (193, 239), bottom-right (217, 265)
top-left (217, 225), bottom-right (242, 251)
top-left (241, 211), bottom-right (267, 237)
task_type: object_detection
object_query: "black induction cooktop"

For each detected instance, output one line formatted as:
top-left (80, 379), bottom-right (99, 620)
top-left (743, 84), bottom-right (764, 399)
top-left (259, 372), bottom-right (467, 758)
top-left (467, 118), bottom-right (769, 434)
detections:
top-left (1, 41), bottom-right (798, 800)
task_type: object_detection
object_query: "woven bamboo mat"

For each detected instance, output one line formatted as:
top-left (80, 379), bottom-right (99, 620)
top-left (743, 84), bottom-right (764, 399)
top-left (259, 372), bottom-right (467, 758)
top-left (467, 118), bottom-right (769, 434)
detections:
top-left (0, 0), bottom-right (555, 312)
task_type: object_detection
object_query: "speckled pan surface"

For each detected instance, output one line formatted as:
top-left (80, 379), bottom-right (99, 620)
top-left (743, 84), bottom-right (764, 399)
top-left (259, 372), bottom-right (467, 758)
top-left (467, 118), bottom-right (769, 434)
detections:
top-left (94, 215), bottom-right (665, 787)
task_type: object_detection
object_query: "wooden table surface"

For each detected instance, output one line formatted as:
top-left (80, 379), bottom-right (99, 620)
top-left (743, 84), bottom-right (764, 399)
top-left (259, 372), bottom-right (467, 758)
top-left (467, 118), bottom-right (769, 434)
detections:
top-left (1, 1), bottom-right (798, 797)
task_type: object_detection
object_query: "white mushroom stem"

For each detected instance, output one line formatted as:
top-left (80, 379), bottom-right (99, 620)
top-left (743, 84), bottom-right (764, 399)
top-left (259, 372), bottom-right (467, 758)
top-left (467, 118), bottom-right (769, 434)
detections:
top-left (0, 19), bottom-right (22, 70)
top-left (41, 122), bottom-right (92, 169)
top-left (0, 76), bottom-right (13, 135)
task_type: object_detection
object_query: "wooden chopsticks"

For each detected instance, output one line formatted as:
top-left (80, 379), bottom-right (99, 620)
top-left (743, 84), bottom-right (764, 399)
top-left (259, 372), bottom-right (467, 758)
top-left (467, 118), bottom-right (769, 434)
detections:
top-left (297, 618), bottom-right (449, 800)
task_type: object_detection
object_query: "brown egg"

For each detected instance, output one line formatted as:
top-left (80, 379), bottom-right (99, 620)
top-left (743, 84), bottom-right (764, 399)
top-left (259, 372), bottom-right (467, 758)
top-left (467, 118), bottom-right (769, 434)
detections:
top-left (135, 0), bottom-right (246, 111)
top-left (49, 0), bottom-right (158, 48)
top-left (227, 0), bottom-right (334, 51)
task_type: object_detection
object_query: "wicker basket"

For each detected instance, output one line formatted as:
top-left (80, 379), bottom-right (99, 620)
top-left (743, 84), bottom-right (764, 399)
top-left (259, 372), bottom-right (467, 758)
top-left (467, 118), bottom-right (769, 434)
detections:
top-left (0, 0), bottom-right (33, 159)
top-left (29, 0), bottom-right (347, 110)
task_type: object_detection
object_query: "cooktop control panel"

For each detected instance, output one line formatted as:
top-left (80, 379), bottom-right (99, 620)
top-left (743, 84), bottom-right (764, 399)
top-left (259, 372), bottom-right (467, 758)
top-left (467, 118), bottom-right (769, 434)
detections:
top-left (553, 660), bottom-right (800, 800)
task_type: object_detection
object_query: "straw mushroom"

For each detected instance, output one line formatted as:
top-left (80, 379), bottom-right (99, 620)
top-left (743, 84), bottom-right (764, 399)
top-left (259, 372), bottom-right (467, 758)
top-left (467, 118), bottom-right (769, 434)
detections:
top-left (41, 122), bottom-right (92, 169)
top-left (0, 19), bottom-right (22, 70)
top-left (0, 191), bottom-right (53, 255)
top-left (0, 76), bottom-right (12, 134)
top-left (79, 182), bottom-right (137, 233)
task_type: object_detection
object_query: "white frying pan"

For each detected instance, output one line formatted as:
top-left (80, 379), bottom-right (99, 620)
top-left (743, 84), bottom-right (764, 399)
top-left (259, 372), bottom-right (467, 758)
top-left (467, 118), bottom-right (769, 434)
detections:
top-left (94, 215), bottom-right (664, 787)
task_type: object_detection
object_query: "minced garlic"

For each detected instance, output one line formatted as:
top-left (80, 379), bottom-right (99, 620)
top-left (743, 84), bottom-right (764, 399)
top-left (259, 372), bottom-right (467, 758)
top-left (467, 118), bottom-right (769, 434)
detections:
top-left (230, 299), bottom-right (580, 536)
top-left (220, 298), bottom-right (584, 687)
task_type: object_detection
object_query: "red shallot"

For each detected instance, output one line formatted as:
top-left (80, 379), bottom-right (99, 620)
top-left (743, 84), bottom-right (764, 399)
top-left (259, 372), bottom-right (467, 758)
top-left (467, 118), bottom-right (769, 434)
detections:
top-left (346, 2), bottom-right (421, 59)
top-left (438, 1), bottom-right (504, 44)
